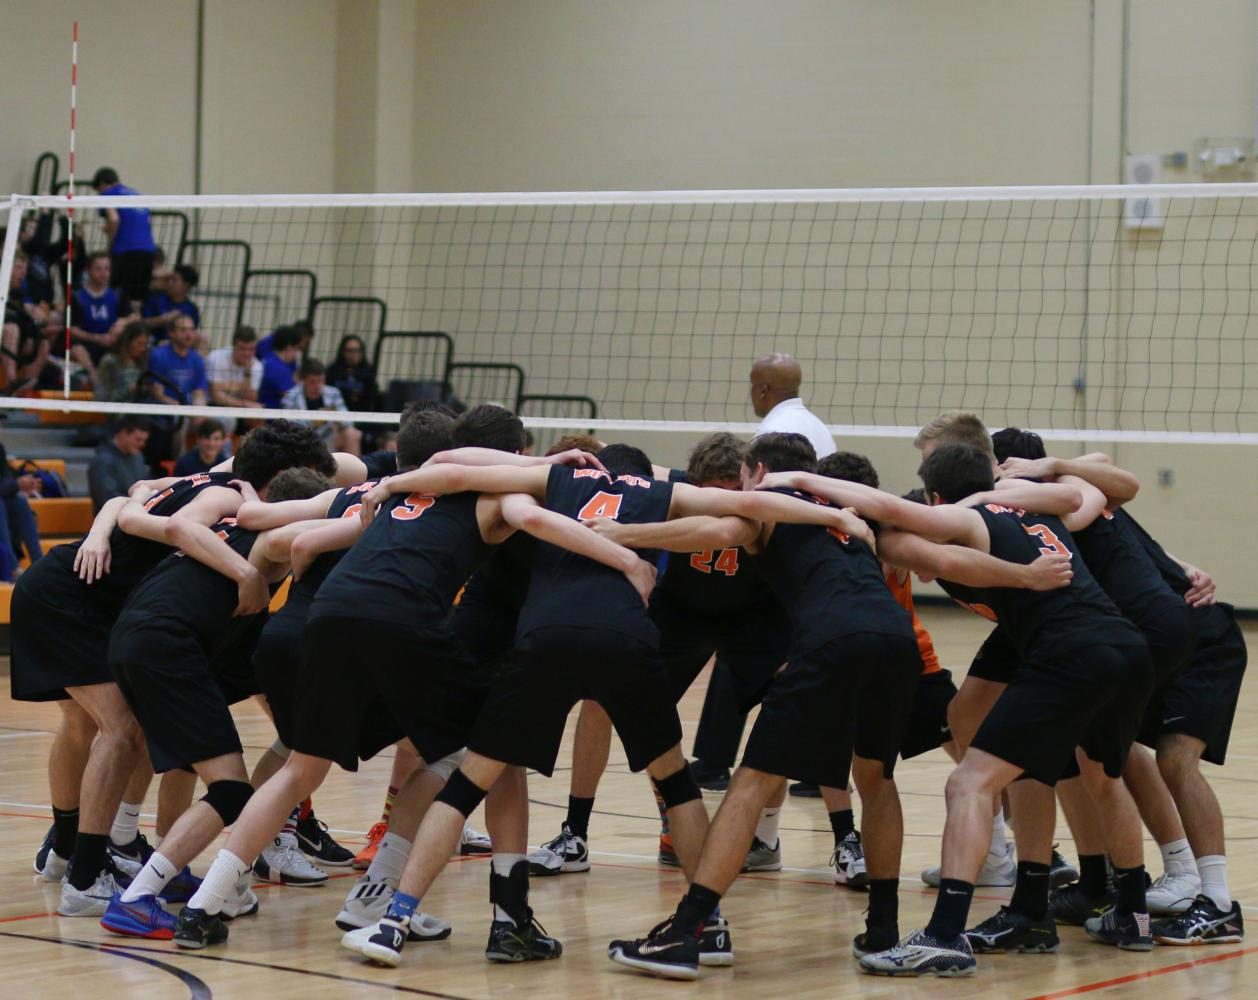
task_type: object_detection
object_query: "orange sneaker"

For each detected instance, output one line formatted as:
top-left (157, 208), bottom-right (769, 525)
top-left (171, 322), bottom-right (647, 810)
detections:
top-left (354, 821), bottom-right (388, 870)
top-left (658, 832), bottom-right (679, 867)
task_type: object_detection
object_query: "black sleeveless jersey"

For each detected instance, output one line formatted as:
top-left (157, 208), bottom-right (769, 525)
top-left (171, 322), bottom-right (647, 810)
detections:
top-left (310, 489), bottom-right (491, 628)
top-left (937, 504), bottom-right (1142, 659)
top-left (273, 481), bottom-right (379, 625)
top-left (361, 450), bottom-right (398, 482)
top-left (516, 466), bottom-right (673, 643)
top-left (1072, 508), bottom-right (1181, 628)
top-left (85, 471), bottom-right (241, 617)
top-left (751, 487), bottom-right (913, 658)
top-left (458, 532), bottom-right (535, 617)
top-left (115, 517), bottom-right (269, 654)
top-left (1110, 508), bottom-right (1193, 596)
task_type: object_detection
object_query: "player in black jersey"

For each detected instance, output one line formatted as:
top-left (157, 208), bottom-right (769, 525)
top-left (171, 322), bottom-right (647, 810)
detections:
top-left (337, 436), bottom-right (853, 971)
top-left (13, 420), bottom-right (336, 919)
top-left (530, 433), bottom-right (793, 878)
top-left (98, 466), bottom-right (333, 941)
top-left (794, 443), bottom-right (1154, 975)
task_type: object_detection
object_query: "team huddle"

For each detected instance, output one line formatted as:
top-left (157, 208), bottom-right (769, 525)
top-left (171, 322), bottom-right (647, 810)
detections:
top-left (8, 400), bottom-right (1247, 981)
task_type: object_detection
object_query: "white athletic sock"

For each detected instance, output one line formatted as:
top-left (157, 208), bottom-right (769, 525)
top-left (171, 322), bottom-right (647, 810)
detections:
top-left (1198, 855), bottom-right (1231, 910)
top-left (187, 850), bottom-right (251, 915)
top-left (491, 852), bottom-right (526, 924)
top-left (366, 832), bottom-right (412, 885)
top-left (989, 809), bottom-right (1009, 857)
top-left (110, 801), bottom-right (142, 847)
top-left (754, 807), bottom-right (781, 848)
top-left (120, 851), bottom-right (179, 903)
top-left (1160, 837), bottom-right (1198, 876)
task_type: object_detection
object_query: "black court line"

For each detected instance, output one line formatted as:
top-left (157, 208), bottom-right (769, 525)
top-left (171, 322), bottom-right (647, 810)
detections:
top-left (99, 941), bottom-right (479, 1000)
top-left (0, 930), bottom-right (212, 998)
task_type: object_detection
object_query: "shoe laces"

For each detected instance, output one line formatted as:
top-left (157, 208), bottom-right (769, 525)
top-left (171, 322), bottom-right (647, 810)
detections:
top-left (273, 840), bottom-right (321, 875)
top-left (543, 825), bottom-right (575, 855)
top-left (364, 821), bottom-right (388, 844)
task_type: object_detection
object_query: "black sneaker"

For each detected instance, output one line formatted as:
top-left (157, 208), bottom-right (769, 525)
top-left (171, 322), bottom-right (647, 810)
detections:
top-left (1084, 908), bottom-right (1153, 951)
top-left (1048, 882), bottom-right (1116, 926)
top-left (788, 781), bottom-right (822, 798)
top-left (1049, 846), bottom-right (1079, 889)
top-left (964, 906), bottom-right (1059, 954)
top-left (34, 824), bottom-right (69, 882)
top-left (109, 832), bottom-right (155, 867)
top-left (688, 759), bottom-right (730, 792)
top-left (295, 813), bottom-right (355, 867)
top-left (486, 914), bottom-right (564, 962)
top-left (608, 916), bottom-right (701, 980)
top-left (699, 916), bottom-right (734, 966)
top-left (173, 906), bottom-right (229, 949)
top-left (1153, 895), bottom-right (1244, 945)
top-left (852, 922), bottom-right (899, 958)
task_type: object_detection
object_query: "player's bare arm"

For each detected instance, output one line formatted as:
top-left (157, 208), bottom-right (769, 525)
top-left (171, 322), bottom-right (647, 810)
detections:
top-left (585, 514), bottom-right (759, 554)
top-left (288, 517), bottom-right (365, 581)
top-left (116, 484), bottom-right (242, 544)
top-left (73, 495), bottom-right (129, 583)
top-left (964, 480), bottom-right (1083, 516)
top-left (425, 446), bottom-right (606, 472)
top-left (359, 464), bottom-right (551, 524)
top-left (237, 488), bottom-right (342, 531)
top-left (878, 528), bottom-right (1073, 591)
top-left (164, 518), bottom-right (270, 616)
top-left (999, 454), bottom-right (1139, 506)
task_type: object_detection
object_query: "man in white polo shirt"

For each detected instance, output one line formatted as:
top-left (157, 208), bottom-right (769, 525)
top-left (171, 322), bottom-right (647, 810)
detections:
top-left (749, 353), bottom-right (836, 457)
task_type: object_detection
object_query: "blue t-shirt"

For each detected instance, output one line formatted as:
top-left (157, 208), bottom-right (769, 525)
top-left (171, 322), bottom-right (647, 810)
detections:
top-left (99, 183), bottom-right (157, 254)
top-left (147, 343), bottom-right (209, 401)
top-left (256, 333), bottom-right (276, 360)
top-left (141, 293), bottom-right (201, 343)
top-left (74, 286), bottom-right (126, 334)
top-left (259, 353), bottom-right (297, 408)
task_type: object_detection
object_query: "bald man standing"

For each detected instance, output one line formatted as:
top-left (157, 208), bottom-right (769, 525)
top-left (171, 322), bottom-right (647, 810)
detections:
top-left (749, 354), bottom-right (836, 458)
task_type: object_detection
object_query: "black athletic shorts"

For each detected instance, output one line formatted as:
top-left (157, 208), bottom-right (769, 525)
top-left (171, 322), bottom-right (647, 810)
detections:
top-left (111, 625), bottom-right (242, 774)
top-left (900, 669), bottom-right (959, 759)
top-left (292, 615), bottom-right (486, 772)
top-left (741, 632), bottom-right (921, 788)
top-left (966, 626), bottom-right (1019, 685)
top-left (451, 597), bottom-right (520, 682)
top-left (469, 625), bottom-right (682, 776)
top-left (1139, 604), bottom-right (1247, 765)
top-left (971, 639), bottom-right (1153, 785)
top-left (9, 548), bottom-right (113, 701)
top-left (652, 596), bottom-right (788, 710)
top-left (112, 250), bottom-right (156, 303)
top-left (252, 612), bottom-right (305, 747)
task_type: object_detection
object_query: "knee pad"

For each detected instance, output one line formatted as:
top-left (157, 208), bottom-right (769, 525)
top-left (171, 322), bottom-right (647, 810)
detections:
top-left (434, 768), bottom-right (489, 818)
top-left (270, 739), bottom-right (291, 760)
top-left (653, 765), bottom-right (701, 809)
top-left (426, 748), bottom-right (466, 783)
top-left (200, 780), bottom-right (254, 825)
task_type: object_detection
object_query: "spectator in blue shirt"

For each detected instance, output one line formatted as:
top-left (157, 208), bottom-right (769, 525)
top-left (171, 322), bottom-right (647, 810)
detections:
top-left (92, 166), bottom-right (157, 309)
top-left (173, 419), bottom-right (229, 476)
top-left (146, 314), bottom-right (209, 406)
top-left (141, 264), bottom-right (200, 344)
top-left (258, 325), bottom-right (303, 407)
top-left (70, 252), bottom-right (131, 368)
top-left (256, 318), bottom-right (313, 362)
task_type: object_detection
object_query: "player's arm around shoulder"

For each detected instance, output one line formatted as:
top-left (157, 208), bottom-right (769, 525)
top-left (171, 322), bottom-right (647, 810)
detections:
top-left (878, 527), bottom-right (1073, 591)
top-left (237, 488), bottom-right (340, 531)
top-left (256, 519), bottom-right (338, 578)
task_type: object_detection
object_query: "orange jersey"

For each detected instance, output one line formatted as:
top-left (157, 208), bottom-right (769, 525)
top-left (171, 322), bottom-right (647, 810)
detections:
top-left (884, 566), bottom-right (942, 675)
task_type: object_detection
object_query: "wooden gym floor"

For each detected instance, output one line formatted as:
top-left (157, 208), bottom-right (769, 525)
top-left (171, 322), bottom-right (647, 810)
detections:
top-left (0, 606), bottom-right (1254, 999)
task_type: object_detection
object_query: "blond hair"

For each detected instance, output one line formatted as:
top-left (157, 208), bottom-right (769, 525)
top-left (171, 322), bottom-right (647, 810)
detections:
top-left (914, 410), bottom-right (994, 458)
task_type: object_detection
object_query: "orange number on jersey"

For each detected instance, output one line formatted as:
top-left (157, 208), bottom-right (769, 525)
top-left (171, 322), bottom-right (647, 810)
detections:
top-left (827, 526), bottom-right (851, 545)
top-left (1023, 523), bottom-right (1072, 558)
top-left (391, 493), bottom-right (436, 521)
top-left (577, 491), bottom-right (623, 520)
top-left (952, 598), bottom-right (999, 622)
top-left (341, 503), bottom-right (363, 520)
top-left (345, 481), bottom-right (378, 495)
top-left (689, 548), bottom-right (740, 576)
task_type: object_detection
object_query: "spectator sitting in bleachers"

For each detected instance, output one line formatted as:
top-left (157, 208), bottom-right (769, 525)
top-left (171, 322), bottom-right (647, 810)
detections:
top-left (69, 251), bottom-right (132, 382)
top-left (326, 334), bottom-right (380, 411)
top-left (173, 418), bottom-right (229, 476)
top-left (93, 321), bottom-right (150, 403)
top-left (207, 325), bottom-right (262, 408)
top-left (281, 357), bottom-right (362, 455)
top-left (3, 251), bottom-right (53, 392)
top-left (0, 440), bottom-right (43, 579)
top-left (141, 263), bottom-right (200, 344)
top-left (257, 318), bottom-right (313, 361)
top-left (258, 325), bottom-right (302, 407)
top-left (146, 314), bottom-right (209, 407)
top-left (87, 414), bottom-right (150, 513)
top-left (92, 166), bottom-right (158, 311)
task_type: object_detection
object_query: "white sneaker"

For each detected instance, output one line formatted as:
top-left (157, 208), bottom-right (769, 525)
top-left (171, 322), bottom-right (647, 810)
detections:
top-left (341, 919), bottom-right (407, 967)
top-left (527, 823), bottom-right (590, 875)
top-left (832, 831), bottom-right (867, 889)
top-left (253, 832), bottom-right (329, 886)
top-left (334, 875), bottom-right (452, 940)
top-left (1147, 870), bottom-right (1203, 915)
top-left (458, 823), bottom-right (492, 856)
top-left (922, 845), bottom-right (1016, 889)
top-left (57, 869), bottom-right (120, 917)
top-left (221, 874), bottom-right (259, 920)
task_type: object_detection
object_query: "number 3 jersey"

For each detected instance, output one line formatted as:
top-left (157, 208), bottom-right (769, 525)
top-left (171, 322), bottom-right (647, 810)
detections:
top-left (939, 504), bottom-right (1143, 659)
top-left (515, 465), bottom-right (673, 644)
top-left (309, 490), bottom-right (492, 629)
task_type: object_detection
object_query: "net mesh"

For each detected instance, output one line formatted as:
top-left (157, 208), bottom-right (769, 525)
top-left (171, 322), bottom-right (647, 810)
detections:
top-left (6, 186), bottom-right (1258, 439)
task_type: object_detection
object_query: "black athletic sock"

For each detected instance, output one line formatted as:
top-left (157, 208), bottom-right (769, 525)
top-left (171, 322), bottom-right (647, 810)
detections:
top-left (1009, 861), bottom-right (1051, 920)
top-left (925, 878), bottom-right (974, 942)
top-left (1112, 863), bottom-right (1147, 915)
top-left (66, 832), bottom-right (108, 891)
top-left (565, 796), bottom-right (595, 840)
top-left (868, 878), bottom-right (899, 929)
top-left (1078, 853), bottom-right (1108, 898)
top-left (673, 882), bottom-right (722, 938)
top-left (828, 809), bottom-right (855, 846)
top-left (52, 806), bottom-right (80, 859)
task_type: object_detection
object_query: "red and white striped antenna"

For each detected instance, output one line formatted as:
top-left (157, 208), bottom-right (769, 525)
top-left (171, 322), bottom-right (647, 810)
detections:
top-left (63, 19), bottom-right (78, 398)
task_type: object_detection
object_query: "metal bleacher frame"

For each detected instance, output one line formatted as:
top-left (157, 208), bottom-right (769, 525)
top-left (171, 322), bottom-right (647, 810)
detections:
top-left (149, 210), bottom-right (190, 264)
top-left (176, 238), bottom-right (252, 349)
top-left (446, 362), bottom-right (526, 413)
top-left (519, 393), bottom-right (600, 452)
top-left (310, 295), bottom-right (387, 361)
top-left (30, 152), bottom-right (59, 196)
top-left (236, 268), bottom-right (318, 334)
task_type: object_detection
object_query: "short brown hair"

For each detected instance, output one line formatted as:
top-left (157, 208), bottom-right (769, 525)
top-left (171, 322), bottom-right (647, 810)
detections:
top-left (262, 466), bottom-right (332, 502)
top-left (686, 432), bottom-right (745, 484)
top-left (546, 433), bottom-right (602, 457)
top-left (914, 410), bottom-right (993, 458)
